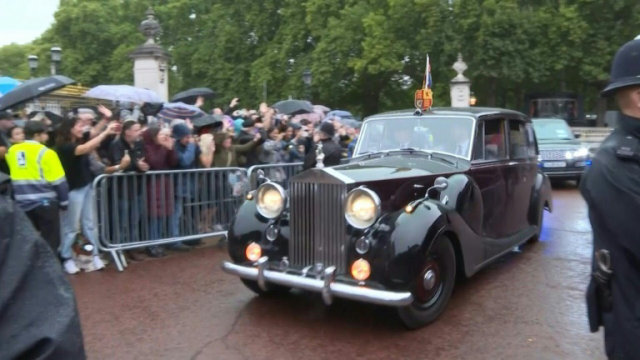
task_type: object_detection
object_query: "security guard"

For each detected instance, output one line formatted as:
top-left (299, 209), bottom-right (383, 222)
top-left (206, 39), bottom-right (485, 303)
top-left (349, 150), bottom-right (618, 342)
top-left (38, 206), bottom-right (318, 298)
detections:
top-left (6, 121), bottom-right (69, 252)
top-left (581, 36), bottom-right (640, 359)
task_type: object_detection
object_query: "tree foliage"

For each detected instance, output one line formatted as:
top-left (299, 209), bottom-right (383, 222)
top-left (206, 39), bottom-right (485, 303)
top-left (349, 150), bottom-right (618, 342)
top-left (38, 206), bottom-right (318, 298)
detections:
top-left (0, 0), bottom-right (639, 117)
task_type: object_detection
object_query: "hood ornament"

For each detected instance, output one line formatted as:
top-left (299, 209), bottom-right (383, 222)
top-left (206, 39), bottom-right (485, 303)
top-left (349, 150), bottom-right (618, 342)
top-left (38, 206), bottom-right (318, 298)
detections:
top-left (316, 142), bottom-right (325, 168)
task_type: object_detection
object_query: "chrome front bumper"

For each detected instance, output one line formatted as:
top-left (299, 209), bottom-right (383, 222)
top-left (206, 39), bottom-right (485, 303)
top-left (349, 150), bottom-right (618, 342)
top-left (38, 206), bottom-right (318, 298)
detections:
top-left (222, 257), bottom-right (414, 307)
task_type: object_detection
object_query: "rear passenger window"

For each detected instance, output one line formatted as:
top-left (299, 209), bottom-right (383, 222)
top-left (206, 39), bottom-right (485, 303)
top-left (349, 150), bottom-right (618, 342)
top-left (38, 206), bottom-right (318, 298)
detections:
top-left (508, 121), bottom-right (528, 159)
top-left (472, 122), bottom-right (484, 160)
top-left (483, 119), bottom-right (506, 160)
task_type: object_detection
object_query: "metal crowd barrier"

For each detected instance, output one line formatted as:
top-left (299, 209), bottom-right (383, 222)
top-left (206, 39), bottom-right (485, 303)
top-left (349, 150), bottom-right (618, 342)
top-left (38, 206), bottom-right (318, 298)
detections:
top-left (571, 127), bottom-right (613, 143)
top-left (247, 162), bottom-right (304, 190)
top-left (92, 167), bottom-right (248, 271)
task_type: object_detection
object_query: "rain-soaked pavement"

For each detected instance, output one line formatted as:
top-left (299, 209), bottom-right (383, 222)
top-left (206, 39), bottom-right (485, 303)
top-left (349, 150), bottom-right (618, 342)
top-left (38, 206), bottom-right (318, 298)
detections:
top-left (70, 184), bottom-right (605, 360)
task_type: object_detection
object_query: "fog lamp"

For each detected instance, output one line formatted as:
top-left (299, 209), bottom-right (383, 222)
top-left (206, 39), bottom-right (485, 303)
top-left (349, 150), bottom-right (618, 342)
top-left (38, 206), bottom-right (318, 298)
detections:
top-left (350, 258), bottom-right (371, 281)
top-left (245, 242), bottom-right (262, 262)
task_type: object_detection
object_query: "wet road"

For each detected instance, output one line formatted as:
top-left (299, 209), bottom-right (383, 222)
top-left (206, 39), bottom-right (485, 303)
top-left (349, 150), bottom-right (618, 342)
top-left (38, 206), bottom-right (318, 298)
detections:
top-left (70, 184), bottom-right (605, 360)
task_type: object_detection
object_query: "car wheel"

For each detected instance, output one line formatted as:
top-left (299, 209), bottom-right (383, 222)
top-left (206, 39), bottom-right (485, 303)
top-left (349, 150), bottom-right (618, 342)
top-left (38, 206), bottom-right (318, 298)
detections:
top-left (575, 176), bottom-right (582, 187)
top-left (241, 279), bottom-right (290, 296)
top-left (529, 204), bottom-right (544, 243)
top-left (397, 235), bottom-right (456, 329)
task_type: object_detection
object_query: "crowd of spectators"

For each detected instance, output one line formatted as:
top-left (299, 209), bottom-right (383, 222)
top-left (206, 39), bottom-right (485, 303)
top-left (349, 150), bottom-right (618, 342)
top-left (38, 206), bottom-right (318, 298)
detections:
top-left (0, 97), bottom-right (361, 274)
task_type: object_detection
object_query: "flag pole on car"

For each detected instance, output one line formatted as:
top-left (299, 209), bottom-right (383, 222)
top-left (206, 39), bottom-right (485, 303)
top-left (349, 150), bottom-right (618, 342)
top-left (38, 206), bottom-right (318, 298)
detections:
top-left (414, 54), bottom-right (433, 114)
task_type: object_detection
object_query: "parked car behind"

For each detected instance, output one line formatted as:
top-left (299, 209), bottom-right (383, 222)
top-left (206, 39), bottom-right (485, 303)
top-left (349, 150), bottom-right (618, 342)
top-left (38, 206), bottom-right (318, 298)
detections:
top-left (532, 118), bottom-right (591, 184)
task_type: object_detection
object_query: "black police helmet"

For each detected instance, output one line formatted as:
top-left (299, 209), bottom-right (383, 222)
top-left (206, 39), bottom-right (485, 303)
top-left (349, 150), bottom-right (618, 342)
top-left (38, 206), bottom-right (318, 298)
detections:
top-left (602, 36), bottom-right (640, 97)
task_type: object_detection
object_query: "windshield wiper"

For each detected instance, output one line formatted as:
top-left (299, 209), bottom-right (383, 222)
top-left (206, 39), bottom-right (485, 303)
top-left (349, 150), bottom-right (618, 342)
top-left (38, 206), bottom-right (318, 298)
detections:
top-left (428, 152), bottom-right (458, 166)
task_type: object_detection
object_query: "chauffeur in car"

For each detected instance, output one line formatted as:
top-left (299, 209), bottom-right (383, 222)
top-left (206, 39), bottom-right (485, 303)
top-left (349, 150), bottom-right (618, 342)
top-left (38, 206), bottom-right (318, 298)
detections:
top-left (222, 106), bottom-right (552, 329)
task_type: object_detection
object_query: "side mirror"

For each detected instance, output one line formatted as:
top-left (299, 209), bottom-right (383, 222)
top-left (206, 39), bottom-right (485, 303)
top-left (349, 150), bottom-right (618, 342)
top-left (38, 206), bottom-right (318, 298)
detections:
top-left (427, 176), bottom-right (449, 198)
top-left (255, 169), bottom-right (269, 187)
top-left (433, 177), bottom-right (449, 191)
top-left (573, 132), bottom-right (582, 139)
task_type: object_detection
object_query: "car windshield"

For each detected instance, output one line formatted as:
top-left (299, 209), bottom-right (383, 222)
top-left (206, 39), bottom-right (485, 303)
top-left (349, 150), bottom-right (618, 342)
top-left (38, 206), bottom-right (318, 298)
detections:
top-left (532, 119), bottom-right (574, 141)
top-left (354, 115), bottom-right (475, 159)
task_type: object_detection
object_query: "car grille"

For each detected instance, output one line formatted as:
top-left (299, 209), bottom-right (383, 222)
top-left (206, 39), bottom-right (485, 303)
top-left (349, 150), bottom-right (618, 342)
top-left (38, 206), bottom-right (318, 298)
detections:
top-left (289, 182), bottom-right (348, 273)
top-left (539, 150), bottom-right (567, 161)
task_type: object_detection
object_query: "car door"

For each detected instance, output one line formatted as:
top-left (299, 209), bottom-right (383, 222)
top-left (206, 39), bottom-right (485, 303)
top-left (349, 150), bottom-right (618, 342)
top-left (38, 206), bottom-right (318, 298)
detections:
top-left (503, 118), bottom-right (538, 235)
top-left (468, 117), bottom-right (509, 240)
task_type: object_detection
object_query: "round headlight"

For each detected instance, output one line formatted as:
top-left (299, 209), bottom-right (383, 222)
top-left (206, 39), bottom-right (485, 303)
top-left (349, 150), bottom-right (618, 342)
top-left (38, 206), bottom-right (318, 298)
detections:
top-left (256, 182), bottom-right (286, 219)
top-left (344, 187), bottom-right (380, 229)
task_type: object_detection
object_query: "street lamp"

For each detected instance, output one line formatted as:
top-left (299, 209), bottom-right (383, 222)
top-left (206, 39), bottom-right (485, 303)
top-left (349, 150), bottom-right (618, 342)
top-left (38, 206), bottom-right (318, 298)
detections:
top-left (50, 46), bottom-right (62, 75)
top-left (27, 55), bottom-right (38, 78)
top-left (469, 93), bottom-right (477, 106)
top-left (302, 69), bottom-right (312, 101)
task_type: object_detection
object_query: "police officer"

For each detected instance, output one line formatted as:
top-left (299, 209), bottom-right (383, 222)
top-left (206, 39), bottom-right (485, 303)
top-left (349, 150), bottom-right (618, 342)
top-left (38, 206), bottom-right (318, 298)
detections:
top-left (6, 121), bottom-right (69, 253)
top-left (581, 36), bottom-right (640, 359)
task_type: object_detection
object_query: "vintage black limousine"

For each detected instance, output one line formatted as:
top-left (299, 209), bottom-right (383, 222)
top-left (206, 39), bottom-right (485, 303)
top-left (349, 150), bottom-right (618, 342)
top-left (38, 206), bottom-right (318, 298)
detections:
top-left (222, 107), bottom-right (553, 328)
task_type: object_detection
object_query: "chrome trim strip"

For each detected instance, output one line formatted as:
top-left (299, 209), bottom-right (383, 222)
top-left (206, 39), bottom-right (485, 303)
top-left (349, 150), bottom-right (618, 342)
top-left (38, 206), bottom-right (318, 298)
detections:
top-left (222, 259), bottom-right (414, 307)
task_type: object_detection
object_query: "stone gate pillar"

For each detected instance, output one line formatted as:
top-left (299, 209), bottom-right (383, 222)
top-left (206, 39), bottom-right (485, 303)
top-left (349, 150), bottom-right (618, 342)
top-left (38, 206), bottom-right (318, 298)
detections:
top-left (129, 8), bottom-right (170, 102)
top-left (450, 53), bottom-right (471, 107)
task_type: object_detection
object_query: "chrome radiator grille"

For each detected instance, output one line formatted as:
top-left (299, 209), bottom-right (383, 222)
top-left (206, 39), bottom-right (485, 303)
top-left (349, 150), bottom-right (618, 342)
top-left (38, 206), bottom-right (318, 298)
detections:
top-left (539, 150), bottom-right (567, 161)
top-left (289, 182), bottom-right (348, 273)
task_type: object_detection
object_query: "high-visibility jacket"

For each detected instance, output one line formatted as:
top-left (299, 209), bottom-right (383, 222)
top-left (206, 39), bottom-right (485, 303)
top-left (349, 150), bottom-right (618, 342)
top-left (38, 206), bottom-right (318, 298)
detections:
top-left (6, 141), bottom-right (69, 211)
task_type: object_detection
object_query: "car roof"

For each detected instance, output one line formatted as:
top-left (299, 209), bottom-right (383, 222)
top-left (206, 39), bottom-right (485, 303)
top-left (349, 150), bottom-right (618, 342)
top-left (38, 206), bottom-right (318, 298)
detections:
top-left (365, 107), bottom-right (527, 121)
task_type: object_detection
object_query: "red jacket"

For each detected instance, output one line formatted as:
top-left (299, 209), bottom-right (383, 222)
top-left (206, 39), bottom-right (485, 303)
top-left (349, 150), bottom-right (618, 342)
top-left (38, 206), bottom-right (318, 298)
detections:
top-left (142, 130), bottom-right (178, 217)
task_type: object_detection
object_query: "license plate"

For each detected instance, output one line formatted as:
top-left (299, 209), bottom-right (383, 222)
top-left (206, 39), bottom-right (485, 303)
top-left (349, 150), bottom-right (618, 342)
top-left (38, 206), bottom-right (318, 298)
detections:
top-left (543, 161), bottom-right (566, 168)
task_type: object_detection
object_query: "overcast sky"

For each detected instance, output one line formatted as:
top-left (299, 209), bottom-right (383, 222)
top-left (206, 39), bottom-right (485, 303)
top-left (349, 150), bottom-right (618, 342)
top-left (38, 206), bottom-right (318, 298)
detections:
top-left (0, 0), bottom-right (59, 47)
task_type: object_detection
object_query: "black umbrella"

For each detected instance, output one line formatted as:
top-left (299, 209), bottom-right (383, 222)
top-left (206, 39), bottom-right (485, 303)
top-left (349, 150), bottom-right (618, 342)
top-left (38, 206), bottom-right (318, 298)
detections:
top-left (28, 110), bottom-right (64, 126)
top-left (0, 75), bottom-right (75, 111)
top-left (272, 99), bottom-right (314, 115)
top-left (192, 114), bottom-right (223, 130)
top-left (170, 87), bottom-right (215, 105)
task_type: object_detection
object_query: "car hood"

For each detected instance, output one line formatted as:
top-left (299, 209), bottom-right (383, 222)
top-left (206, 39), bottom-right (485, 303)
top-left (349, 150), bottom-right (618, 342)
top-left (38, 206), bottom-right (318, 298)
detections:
top-left (328, 154), bottom-right (466, 183)
top-left (537, 139), bottom-right (585, 151)
top-left (291, 154), bottom-right (465, 211)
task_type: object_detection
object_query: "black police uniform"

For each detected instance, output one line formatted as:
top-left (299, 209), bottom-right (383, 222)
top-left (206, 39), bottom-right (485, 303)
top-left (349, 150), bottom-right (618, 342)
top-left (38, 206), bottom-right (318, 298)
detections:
top-left (0, 173), bottom-right (87, 359)
top-left (581, 36), bottom-right (640, 359)
top-left (303, 138), bottom-right (343, 170)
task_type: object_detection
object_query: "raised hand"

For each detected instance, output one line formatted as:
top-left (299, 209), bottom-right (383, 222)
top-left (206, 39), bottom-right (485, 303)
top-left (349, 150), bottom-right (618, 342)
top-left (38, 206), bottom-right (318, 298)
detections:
top-left (106, 121), bottom-right (121, 135)
top-left (97, 104), bottom-right (113, 119)
top-left (120, 150), bottom-right (131, 169)
top-left (137, 157), bottom-right (150, 172)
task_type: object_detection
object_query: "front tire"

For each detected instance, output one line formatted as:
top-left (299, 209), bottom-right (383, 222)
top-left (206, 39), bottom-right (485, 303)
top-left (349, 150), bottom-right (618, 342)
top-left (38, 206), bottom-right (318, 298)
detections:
top-left (241, 279), bottom-right (290, 296)
top-left (397, 235), bottom-right (456, 329)
top-left (529, 203), bottom-right (545, 243)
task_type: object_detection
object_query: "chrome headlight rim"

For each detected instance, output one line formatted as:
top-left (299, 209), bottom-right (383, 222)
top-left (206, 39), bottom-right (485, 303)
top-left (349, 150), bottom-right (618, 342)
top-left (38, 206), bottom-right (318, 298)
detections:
top-left (256, 182), bottom-right (286, 219)
top-left (344, 186), bottom-right (381, 229)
